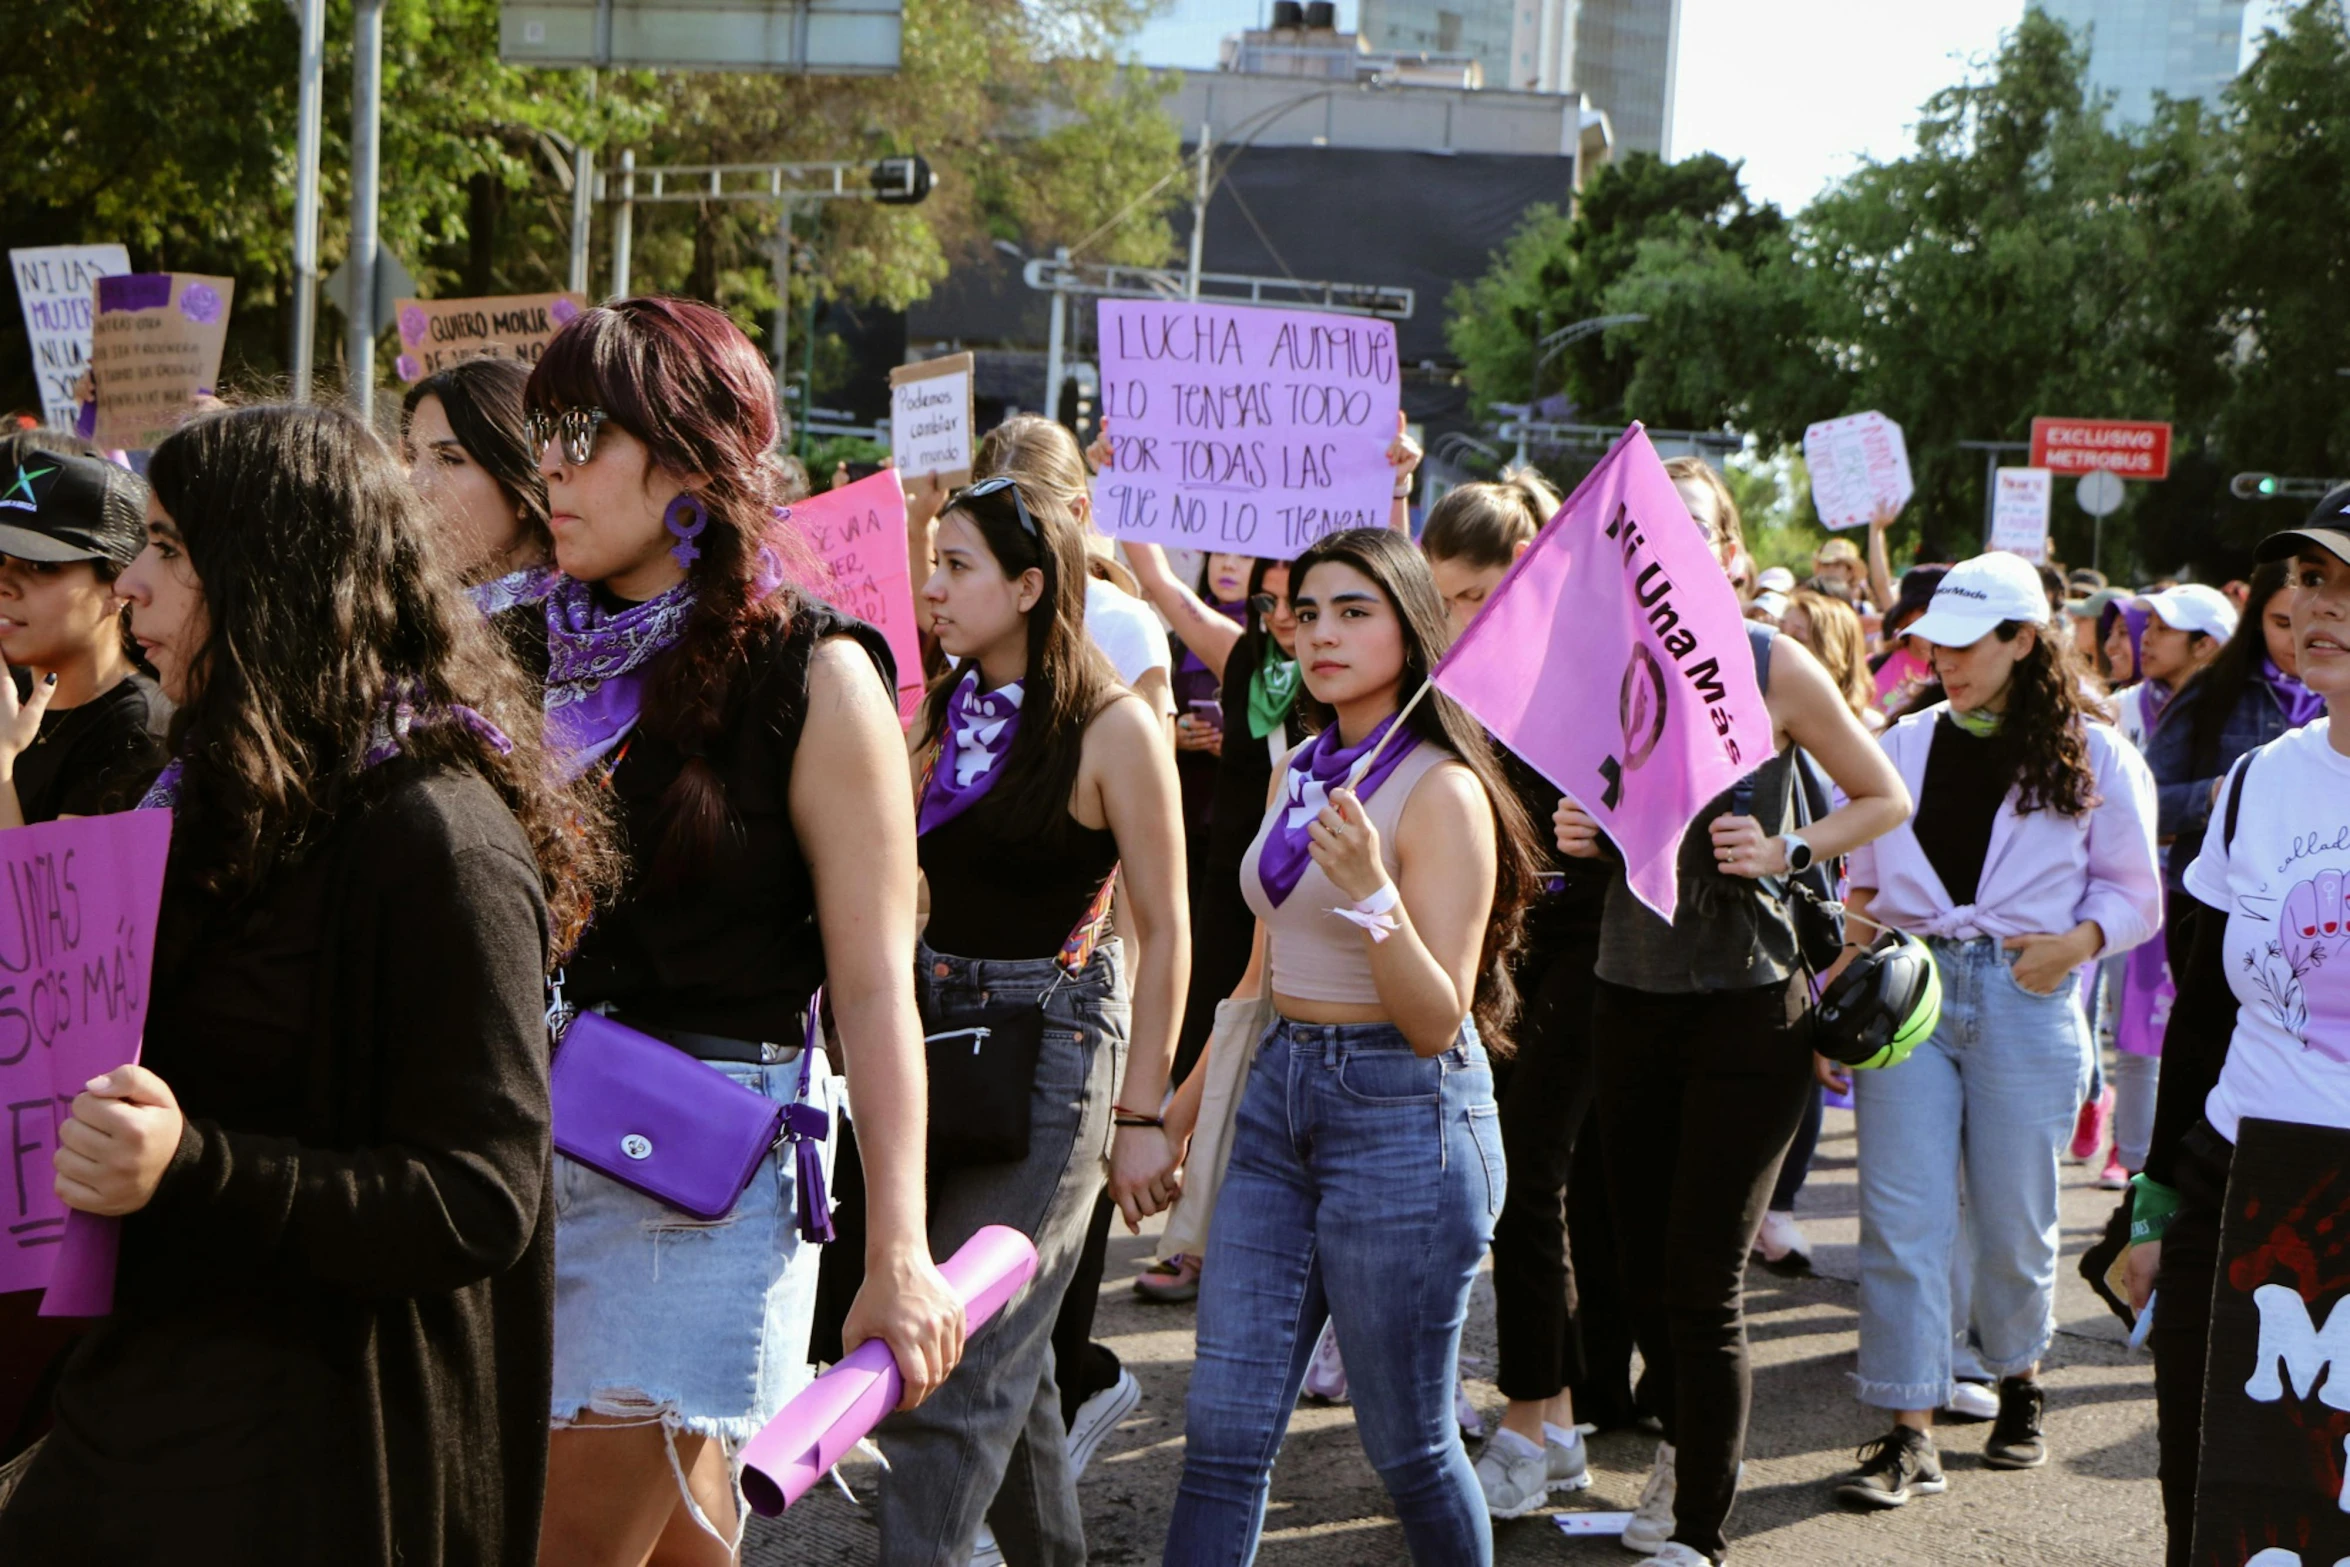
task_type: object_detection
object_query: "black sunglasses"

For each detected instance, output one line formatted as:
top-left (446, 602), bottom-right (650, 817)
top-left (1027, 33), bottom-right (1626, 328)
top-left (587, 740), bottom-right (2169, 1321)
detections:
top-left (955, 474), bottom-right (1039, 539)
top-left (527, 407), bottom-right (609, 466)
top-left (1249, 592), bottom-right (1282, 618)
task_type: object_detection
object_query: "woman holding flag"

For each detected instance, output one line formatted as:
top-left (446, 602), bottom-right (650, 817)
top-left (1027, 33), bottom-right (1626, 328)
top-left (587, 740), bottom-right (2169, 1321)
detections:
top-left (1163, 527), bottom-right (1541, 1567)
top-left (874, 471), bottom-right (1186, 1567)
top-left (1552, 457), bottom-right (1909, 1567)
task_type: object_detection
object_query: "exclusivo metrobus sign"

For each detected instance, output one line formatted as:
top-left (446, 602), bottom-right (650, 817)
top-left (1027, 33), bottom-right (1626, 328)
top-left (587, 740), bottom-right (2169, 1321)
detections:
top-left (2028, 416), bottom-right (2173, 480)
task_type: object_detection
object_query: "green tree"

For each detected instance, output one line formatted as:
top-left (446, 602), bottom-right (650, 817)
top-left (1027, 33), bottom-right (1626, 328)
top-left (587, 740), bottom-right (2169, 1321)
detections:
top-left (1444, 152), bottom-right (1785, 423)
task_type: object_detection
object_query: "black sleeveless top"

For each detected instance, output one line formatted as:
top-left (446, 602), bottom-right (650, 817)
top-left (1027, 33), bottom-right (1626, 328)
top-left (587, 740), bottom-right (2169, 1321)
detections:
top-left (561, 597), bottom-right (894, 1039)
top-left (921, 797), bottom-right (1119, 963)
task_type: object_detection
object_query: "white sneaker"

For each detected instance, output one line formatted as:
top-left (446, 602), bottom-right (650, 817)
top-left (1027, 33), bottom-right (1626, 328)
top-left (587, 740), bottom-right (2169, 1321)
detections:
top-left (1945, 1380), bottom-right (1999, 1422)
top-left (970, 1524), bottom-right (1004, 1567)
top-left (1301, 1321), bottom-right (1349, 1403)
top-left (1620, 1442), bottom-right (1677, 1554)
top-left (1753, 1210), bottom-right (1811, 1274)
top-left (1066, 1367), bottom-right (1141, 1479)
top-left (1475, 1430), bottom-right (1552, 1519)
top-left (1633, 1545), bottom-right (1714, 1567)
top-left (1454, 1376), bottom-right (1487, 1439)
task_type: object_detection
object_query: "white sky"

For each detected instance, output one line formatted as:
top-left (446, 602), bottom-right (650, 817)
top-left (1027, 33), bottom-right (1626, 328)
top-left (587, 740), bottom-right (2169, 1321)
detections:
top-left (1119, 0), bottom-right (2300, 216)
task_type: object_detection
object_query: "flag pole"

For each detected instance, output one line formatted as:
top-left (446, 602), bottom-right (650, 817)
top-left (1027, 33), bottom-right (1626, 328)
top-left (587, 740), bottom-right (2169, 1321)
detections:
top-left (1345, 678), bottom-right (1435, 790)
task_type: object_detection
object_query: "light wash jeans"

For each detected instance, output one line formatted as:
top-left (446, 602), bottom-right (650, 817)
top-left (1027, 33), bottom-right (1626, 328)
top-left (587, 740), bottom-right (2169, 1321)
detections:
top-left (1852, 935), bottom-right (2091, 1412)
top-left (1166, 1017), bottom-right (1504, 1567)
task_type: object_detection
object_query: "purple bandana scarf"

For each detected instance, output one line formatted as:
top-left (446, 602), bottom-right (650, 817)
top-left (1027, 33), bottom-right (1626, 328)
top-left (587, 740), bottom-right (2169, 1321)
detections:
top-left (137, 693), bottom-right (512, 814)
top-left (469, 564), bottom-right (561, 618)
top-left (1255, 711), bottom-right (1422, 908)
top-left (2264, 655), bottom-right (2327, 729)
top-left (916, 670), bottom-right (1024, 836)
top-left (543, 573), bottom-right (695, 779)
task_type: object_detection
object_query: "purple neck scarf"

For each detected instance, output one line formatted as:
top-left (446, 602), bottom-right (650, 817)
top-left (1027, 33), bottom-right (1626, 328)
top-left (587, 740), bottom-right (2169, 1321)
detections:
top-left (543, 574), bottom-right (695, 779)
top-left (1256, 711), bottom-right (1423, 908)
top-left (469, 564), bottom-right (560, 618)
top-left (918, 670), bottom-right (1024, 835)
top-left (2265, 655), bottom-right (2327, 729)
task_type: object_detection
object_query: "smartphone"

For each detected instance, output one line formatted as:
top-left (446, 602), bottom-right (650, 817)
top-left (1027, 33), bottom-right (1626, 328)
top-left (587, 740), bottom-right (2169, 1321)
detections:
top-left (1186, 698), bottom-right (1224, 733)
top-left (842, 460), bottom-right (885, 485)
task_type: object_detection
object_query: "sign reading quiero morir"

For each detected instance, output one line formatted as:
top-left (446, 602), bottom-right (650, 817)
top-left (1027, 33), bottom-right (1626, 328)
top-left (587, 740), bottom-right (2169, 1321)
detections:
top-left (1092, 300), bottom-right (1400, 560)
top-left (394, 293), bottom-right (587, 383)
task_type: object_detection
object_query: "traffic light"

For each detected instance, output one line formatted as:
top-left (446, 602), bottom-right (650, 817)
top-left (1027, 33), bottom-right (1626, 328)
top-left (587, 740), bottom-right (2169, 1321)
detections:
top-left (871, 155), bottom-right (934, 206)
top-left (2230, 472), bottom-right (2281, 499)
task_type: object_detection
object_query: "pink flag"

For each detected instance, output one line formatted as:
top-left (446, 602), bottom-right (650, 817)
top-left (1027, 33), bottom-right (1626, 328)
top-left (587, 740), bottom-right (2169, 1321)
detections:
top-left (778, 469), bottom-right (926, 720)
top-left (1431, 425), bottom-right (1771, 921)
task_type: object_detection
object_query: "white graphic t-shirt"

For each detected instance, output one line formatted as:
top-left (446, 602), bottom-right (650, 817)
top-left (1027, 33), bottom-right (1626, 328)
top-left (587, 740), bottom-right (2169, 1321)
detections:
top-left (2191, 717), bottom-right (2350, 1144)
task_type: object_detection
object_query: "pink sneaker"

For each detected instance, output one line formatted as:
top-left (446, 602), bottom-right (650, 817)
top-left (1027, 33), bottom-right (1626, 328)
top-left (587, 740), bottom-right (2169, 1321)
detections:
top-left (2098, 1150), bottom-right (2130, 1191)
top-left (2070, 1088), bottom-right (2114, 1162)
top-left (1135, 1253), bottom-right (1201, 1304)
top-left (1301, 1322), bottom-right (1349, 1403)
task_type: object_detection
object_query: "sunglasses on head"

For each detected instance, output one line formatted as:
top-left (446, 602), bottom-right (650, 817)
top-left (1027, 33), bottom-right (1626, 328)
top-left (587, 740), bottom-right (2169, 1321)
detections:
top-left (954, 475), bottom-right (1039, 539)
top-left (527, 407), bottom-right (610, 466)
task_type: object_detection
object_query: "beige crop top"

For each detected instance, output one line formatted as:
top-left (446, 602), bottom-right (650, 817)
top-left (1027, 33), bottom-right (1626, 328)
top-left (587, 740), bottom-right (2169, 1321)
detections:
top-left (1238, 741), bottom-right (1465, 1003)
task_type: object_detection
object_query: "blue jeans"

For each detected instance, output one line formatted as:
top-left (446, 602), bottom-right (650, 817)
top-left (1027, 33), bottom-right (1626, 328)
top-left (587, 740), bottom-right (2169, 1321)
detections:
top-left (1853, 936), bottom-right (2092, 1411)
top-left (1166, 1018), bottom-right (1503, 1567)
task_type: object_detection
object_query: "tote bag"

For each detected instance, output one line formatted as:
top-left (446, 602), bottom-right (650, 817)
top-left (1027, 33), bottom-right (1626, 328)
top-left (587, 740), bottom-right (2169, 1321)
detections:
top-left (1157, 959), bottom-right (1274, 1261)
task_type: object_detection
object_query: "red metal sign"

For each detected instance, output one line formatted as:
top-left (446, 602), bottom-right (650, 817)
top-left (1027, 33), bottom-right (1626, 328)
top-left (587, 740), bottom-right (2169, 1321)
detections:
top-left (2029, 417), bottom-right (2172, 480)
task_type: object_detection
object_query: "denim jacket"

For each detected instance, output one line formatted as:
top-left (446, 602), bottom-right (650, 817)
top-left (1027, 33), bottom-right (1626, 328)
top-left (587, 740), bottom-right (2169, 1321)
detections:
top-left (2141, 675), bottom-right (2294, 888)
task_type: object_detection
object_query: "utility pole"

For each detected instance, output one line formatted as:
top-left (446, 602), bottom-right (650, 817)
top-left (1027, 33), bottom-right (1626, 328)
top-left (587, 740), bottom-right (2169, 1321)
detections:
top-left (1044, 246), bottom-right (1070, 428)
top-left (346, 0), bottom-right (385, 420)
top-left (287, 0), bottom-right (325, 400)
top-left (610, 150), bottom-right (636, 298)
top-left (1185, 123), bottom-right (1211, 302)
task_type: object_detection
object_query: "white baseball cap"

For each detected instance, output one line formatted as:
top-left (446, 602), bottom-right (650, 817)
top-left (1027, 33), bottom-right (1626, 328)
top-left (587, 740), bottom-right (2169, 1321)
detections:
top-left (1757, 566), bottom-right (1796, 594)
top-left (1903, 552), bottom-right (2051, 648)
top-left (2141, 583), bottom-right (2239, 642)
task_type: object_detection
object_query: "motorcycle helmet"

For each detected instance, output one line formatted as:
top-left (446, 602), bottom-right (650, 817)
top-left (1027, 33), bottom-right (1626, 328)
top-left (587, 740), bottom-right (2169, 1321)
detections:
top-left (1813, 928), bottom-right (1941, 1070)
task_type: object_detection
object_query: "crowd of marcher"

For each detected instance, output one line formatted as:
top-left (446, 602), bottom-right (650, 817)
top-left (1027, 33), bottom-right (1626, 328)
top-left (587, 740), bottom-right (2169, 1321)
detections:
top-left (0, 296), bottom-right (2342, 1567)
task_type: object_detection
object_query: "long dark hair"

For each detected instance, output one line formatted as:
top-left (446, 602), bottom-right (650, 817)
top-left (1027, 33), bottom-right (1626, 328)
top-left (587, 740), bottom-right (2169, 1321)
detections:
top-left (2184, 562), bottom-right (2291, 771)
top-left (144, 404), bottom-right (615, 955)
top-left (1240, 554), bottom-right (1291, 669)
top-left (400, 357), bottom-right (550, 569)
top-left (1288, 528), bottom-right (1542, 1050)
top-left (526, 297), bottom-right (825, 883)
top-left (916, 477), bottom-right (1117, 842)
top-left (1959, 619), bottom-right (2101, 818)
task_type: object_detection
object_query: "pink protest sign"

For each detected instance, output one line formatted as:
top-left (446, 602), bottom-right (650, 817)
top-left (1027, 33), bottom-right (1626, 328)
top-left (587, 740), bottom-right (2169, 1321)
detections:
top-left (1092, 299), bottom-right (1399, 560)
top-left (0, 810), bottom-right (172, 1313)
top-left (1431, 425), bottom-right (1772, 921)
top-left (780, 469), bottom-right (924, 719)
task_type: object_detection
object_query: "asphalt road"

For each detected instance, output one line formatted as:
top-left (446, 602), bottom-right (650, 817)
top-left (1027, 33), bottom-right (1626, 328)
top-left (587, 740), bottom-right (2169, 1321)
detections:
top-left (750, 1104), bottom-right (2160, 1565)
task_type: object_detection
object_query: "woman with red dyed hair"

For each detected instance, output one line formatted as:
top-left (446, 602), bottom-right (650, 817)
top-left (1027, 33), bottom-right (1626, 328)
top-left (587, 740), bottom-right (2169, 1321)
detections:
top-left (522, 298), bottom-right (963, 1566)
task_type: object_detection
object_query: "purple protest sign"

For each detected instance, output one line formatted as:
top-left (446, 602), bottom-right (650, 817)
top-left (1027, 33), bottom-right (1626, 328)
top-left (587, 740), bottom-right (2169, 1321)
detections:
top-left (1431, 424), bottom-right (1772, 922)
top-left (1092, 300), bottom-right (1399, 560)
top-left (0, 811), bottom-right (172, 1313)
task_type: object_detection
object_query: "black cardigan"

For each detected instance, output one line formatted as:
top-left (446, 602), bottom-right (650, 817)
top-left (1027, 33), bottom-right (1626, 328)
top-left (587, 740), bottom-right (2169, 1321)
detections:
top-left (0, 763), bottom-right (555, 1566)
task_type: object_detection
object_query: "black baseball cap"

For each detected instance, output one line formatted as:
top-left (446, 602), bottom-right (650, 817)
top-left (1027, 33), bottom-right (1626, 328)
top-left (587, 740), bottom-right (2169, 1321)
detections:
top-left (0, 449), bottom-right (147, 567)
top-left (2256, 483), bottom-right (2350, 568)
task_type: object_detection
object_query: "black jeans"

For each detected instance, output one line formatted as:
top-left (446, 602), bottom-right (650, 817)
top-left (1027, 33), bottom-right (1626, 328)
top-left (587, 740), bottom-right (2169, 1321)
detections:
top-left (1490, 929), bottom-right (1601, 1403)
top-left (1769, 1084), bottom-right (1824, 1214)
top-left (1594, 977), bottom-right (1814, 1562)
top-left (2151, 1119), bottom-right (2231, 1567)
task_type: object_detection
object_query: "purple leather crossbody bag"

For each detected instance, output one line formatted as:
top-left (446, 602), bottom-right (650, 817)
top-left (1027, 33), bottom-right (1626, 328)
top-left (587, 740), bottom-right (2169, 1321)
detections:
top-left (549, 1003), bottom-right (834, 1232)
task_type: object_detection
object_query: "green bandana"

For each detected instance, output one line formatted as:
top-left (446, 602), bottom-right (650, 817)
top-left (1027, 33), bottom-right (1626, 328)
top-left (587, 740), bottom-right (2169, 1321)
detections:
top-left (1247, 654), bottom-right (1300, 739)
top-left (1948, 704), bottom-right (2004, 738)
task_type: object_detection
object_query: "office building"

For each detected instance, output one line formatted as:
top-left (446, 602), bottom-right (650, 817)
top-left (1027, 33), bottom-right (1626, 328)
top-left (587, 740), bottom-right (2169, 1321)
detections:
top-left (2032, 0), bottom-right (2249, 123)
top-left (1492, 0), bottom-right (1679, 155)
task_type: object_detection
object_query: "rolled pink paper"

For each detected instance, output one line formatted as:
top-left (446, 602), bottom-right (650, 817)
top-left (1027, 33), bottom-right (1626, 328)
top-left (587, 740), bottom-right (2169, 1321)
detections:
top-left (739, 1224), bottom-right (1038, 1514)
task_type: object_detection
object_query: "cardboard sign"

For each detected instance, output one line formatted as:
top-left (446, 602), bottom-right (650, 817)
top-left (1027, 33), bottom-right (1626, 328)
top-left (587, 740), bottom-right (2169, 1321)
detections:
top-left (1989, 467), bottom-right (2053, 563)
top-left (1801, 410), bottom-right (1913, 531)
top-left (1431, 425), bottom-right (1773, 922)
top-left (779, 468), bottom-right (924, 719)
top-left (1092, 299), bottom-right (1400, 560)
top-left (0, 811), bottom-right (173, 1316)
top-left (10, 245), bottom-right (131, 429)
top-left (2192, 1117), bottom-right (2350, 1567)
top-left (393, 292), bottom-right (586, 383)
top-left (88, 273), bottom-right (234, 452)
top-left (2030, 416), bottom-right (2172, 480)
top-left (888, 353), bottom-right (974, 488)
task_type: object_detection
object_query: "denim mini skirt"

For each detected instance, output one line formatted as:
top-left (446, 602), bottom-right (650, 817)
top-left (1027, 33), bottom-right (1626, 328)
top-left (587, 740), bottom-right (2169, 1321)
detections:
top-left (548, 1053), bottom-right (839, 1448)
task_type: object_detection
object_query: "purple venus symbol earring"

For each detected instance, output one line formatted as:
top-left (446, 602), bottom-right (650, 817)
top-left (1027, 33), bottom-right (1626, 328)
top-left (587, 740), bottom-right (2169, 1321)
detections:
top-left (665, 493), bottom-right (709, 569)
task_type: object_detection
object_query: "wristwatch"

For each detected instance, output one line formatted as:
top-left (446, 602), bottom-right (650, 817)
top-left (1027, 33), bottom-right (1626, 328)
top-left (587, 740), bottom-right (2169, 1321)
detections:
top-left (1780, 833), bottom-right (1815, 874)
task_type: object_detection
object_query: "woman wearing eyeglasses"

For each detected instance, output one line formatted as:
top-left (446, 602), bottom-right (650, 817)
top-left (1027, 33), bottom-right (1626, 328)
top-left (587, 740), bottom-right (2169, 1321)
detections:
top-left (870, 472), bottom-right (1187, 1566)
top-left (523, 299), bottom-right (963, 1567)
